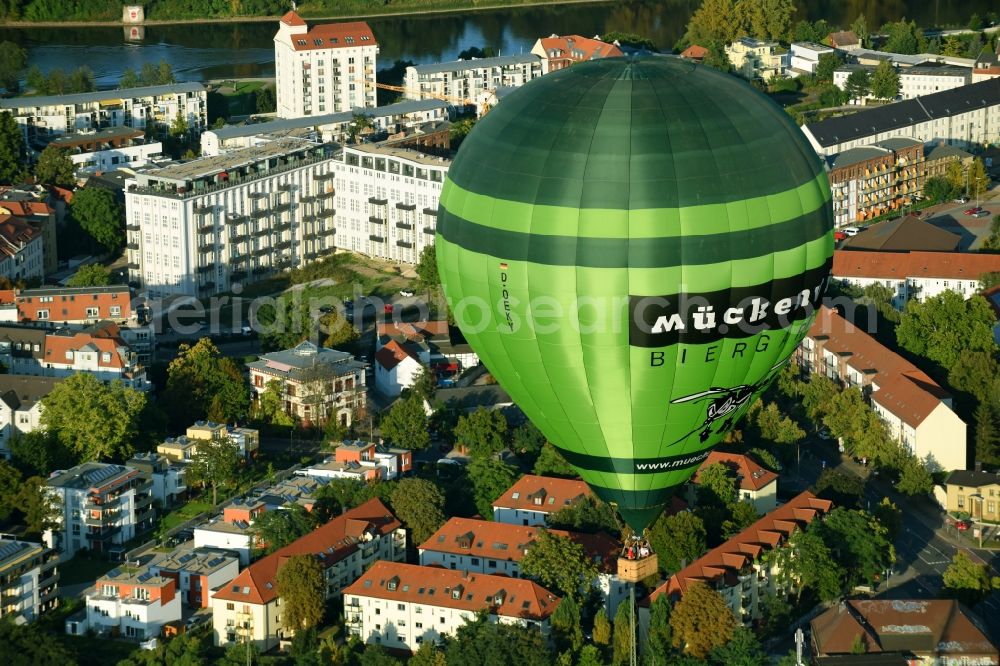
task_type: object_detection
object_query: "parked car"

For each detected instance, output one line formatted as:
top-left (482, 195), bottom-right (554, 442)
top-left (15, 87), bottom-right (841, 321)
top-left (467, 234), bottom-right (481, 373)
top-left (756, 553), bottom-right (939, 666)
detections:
top-left (384, 304), bottom-right (394, 314)
top-left (974, 210), bottom-right (990, 218)
top-left (841, 226), bottom-right (861, 237)
top-left (834, 231), bottom-right (847, 241)
top-left (956, 519), bottom-right (972, 531)
top-left (399, 290), bottom-right (414, 297)
top-left (964, 207), bottom-right (983, 216)
top-left (953, 196), bottom-right (970, 204)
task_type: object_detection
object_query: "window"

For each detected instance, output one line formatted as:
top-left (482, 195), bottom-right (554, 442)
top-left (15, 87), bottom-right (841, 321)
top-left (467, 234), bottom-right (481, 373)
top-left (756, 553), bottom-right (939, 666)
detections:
top-left (110, 306), bottom-right (121, 317)
top-left (86, 307), bottom-right (99, 318)
top-left (397, 604), bottom-right (405, 611)
top-left (958, 495), bottom-right (965, 509)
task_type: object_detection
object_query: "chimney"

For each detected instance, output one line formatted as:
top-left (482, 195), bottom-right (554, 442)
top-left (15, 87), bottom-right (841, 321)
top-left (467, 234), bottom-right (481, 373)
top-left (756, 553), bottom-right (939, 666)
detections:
top-left (976, 461), bottom-right (983, 473)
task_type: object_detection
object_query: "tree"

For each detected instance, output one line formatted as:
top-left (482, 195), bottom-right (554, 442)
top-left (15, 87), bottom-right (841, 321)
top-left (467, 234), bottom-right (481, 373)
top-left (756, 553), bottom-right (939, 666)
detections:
top-left (749, 447), bottom-right (781, 472)
top-left (813, 469), bottom-right (865, 508)
top-left (520, 528), bottom-right (598, 601)
top-left (117, 632), bottom-right (206, 665)
top-left (19, 477), bottom-right (59, 538)
top-left (409, 642), bottom-right (447, 666)
top-left (8, 430), bottom-right (71, 477)
top-left (25, 65), bottom-right (45, 93)
top-left (390, 478), bottom-right (445, 545)
top-left (70, 187), bottom-right (124, 253)
top-left (0, 110), bottom-right (24, 184)
top-left (814, 508), bottom-right (894, 588)
top-left (850, 13), bottom-right (870, 48)
top-left (454, 407), bottom-right (508, 458)
top-left (252, 379), bottom-right (295, 427)
top-left (163, 338), bottom-right (251, 428)
top-left (68, 66), bottom-right (94, 93)
top-left (768, 528), bottom-right (842, 601)
top-left (593, 607), bottom-right (612, 646)
top-left (695, 462), bottom-right (737, 508)
top-left (467, 456), bottom-right (518, 519)
top-left (0, 620), bottom-right (76, 665)
top-left (612, 598), bottom-right (635, 666)
top-left (550, 592), bottom-right (583, 653)
top-left (601, 31), bottom-right (658, 51)
top-left (648, 510), bottom-right (706, 573)
top-left (548, 495), bottom-right (619, 534)
top-left (532, 443), bottom-right (576, 477)
top-left (156, 59), bottom-right (175, 85)
top-left (140, 62), bottom-right (159, 86)
top-left (255, 85), bottom-right (277, 114)
top-left (684, 0), bottom-right (738, 45)
top-left (815, 52), bottom-right (841, 83)
top-left (870, 60), bottom-right (900, 102)
top-left (0, 459), bottom-right (21, 521)
top-left (670, 581), bottom-right (738, 658)
top-left (946, 159), bottom-right (966, 193)
top-left (379, 394), bottom-right (430, 450)
top-left (895, 455), bottom-right (933, 496)
top-left (410, 367), bottom-right (437, 402)
top-left (277, 554), bottom-right (325, 632)
top-left (722, 501), bottom-right (760, 539)
top-left (968, 158), bottom-right (990, 198)
top-left (0, 41), bottom-right (25, 92)
top-left (923, 175), bottom-right (957, 203)
top-left (897, 292), bottom-right (998, 369)
top-left (709, 627), bottom-right (768, 666)
top-left (320, 310), bottom-right (359, 349)
top-left (881, 19), bottom-right (924, 55)
top-left (66, 263), bottom-right (111, 287)
top-left (646, 594), bottom-right (673, 664)
top-left (732, 0), bottom-right (795, 42)
top-left (169, 111), bottom-right (188, 139)
top-left (943, 550), bottom-right (1000, 606)
top-left (445, 613), bottom-right (552, 666)
top-left (188, 434), bottom-right (240, 505)
top-left (844, 68), bottom-right (871, 102)
top-left (872, 497), bottom-right (902, 541)
top-left (251, 504), bottom-right (315, 554)
top-left (119, 67), bottom-right (140, 89)
top-left (753, 402), bottom-right (804, 444)
top-left (415, 244), bottom-right (439, 291)
top-left (800, 374), bottom-right (840, 422)
top-left (512, 422), bottom-right (545, 458)
top-left (975, 402), bottom-right (1000, 466)
top-left (40, 373), bottom-right (146, 462)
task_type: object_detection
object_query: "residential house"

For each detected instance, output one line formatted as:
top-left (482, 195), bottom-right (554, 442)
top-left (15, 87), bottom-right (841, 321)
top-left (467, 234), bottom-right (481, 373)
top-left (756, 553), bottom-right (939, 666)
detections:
top-left (126, 453), bottom-right (187, 509)
top-left (376, 320), bottom-right (478, 372)
top-left (530, 34), bottom-right (623, 73)
top-left (833, 64), bottom-right (970, 102)
top-left (41, 321), bottom-right (149, 391)
top-left (801, 78), bottom-right (1000, 157)
top-left (297, 441), bottom-right (412, 482)
top-left (70, 565), bottom-right (181, 640)
top-left (832, 250), bottom-right (1000, 309)
top-left (811, 599), bottom-right (997, 663)
top-left (374, 339), bottom-right (422, 398)
top-left (492, 475), bottom-right (594, 526)
top-left (193, 500), bottom-right (266, 566)
top-left (645, 491), bottom-right (832, 625)
top-left (725, 38), bottom-right (787, 80)
top-left (149, 547), bottom-right (239, 609)
top-left (973, 44), bottom-right (1000, 83)
top-left (795, 307), bottom-right (968, 471)
top-left (0, 375), bottom-right (61, 459)
top-left (687, 451), bottom-right (778, 514)
top-left (0, 538), bottom-right (59, 622)
top-left (679, 45), bottom-right (708, 62)
top-left (343, 561), bottom-right (561, 652)
top-left (404, 55), bottom-right (544, 112)
top-left (790, 42), bottom-right (834, 74)
top-left (826, 137), bottom-right (924, 227)
top-left (923, 143), bottom-right (975, 181)
top-left (0, 195), bottom-right (58, 275)
top-left (418, 517), bottom-right (627, 615)
top-left (185, 421), bottom-right (260, 461)
top-left (274, 12), bottom-right (378, 118)
top-left (211, 498), bottom-right (405, 650)
top-left (156, 435), bottom-right (199, 463)
top-left (248, 341), bottom-right (367, 427)
top-left (47, 127), bottom-right (162, 175)
top-left (827, 31), bottom-right (861, 50)
top-left (944, 468), bottom-right (1000, 522)
top-left (44, 462), bottom-right (156, 560)
top-left (838, 214), bottom-right (960, 252)
top-left (0, 215), bottom-right (43, 284)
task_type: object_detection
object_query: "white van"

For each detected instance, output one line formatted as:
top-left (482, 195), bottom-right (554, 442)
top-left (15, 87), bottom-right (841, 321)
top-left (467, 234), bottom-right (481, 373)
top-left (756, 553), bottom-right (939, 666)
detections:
top-left (841, 226), bottom-right (861, 237)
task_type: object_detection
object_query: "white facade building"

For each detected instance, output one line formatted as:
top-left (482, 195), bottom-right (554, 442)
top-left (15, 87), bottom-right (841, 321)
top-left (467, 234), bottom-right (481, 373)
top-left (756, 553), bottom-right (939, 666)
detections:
top-left (0, 83), bottom-right (207, 142)
top-left (492, 475), bottom-right (595, 527)
top-left (0, 375), bottom-right (60, 459)
top-left (274, 11), bottom-right (377, 118)
top-left (332, 143), bottom-right (449, 264)
top-left (125, 138), bottom-right (339, 298)
top-left (725, 38), bottom-right (788, 80)
top-left (193, 520), bottom-right (255, 567)
top-left (126, 453), bottom-right (187, 509)
top-left (149, 547), bottom-right (239, 609)
top-left (344, 561), bottom-right (561, 652)
top-left (404, 55), bottom-right (544, 111)
top-left (832, 64), bottom-right (970, 103)
top-left (44, 463), bottom-right (155, 561)
top-left (0, 538), bottom-right (59, 623)
top-left (790, 42), bottom-right (834, 74)
top-left (0, 216), bottom-right (43, 285)
top-left (74, 566), bottom-right (181, 640)
top-left (374, 338), bottom-right (422, 397)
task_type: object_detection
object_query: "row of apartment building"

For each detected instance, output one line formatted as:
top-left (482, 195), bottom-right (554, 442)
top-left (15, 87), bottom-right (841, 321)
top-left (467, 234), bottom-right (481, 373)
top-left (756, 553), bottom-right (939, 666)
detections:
top-left (0, 537), bottom-right (59, 623)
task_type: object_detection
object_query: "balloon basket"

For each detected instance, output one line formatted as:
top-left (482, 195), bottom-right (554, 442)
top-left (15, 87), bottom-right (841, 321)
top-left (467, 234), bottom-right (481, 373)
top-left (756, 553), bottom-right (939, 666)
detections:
top-left (618, 554), bottom-right (658, 582)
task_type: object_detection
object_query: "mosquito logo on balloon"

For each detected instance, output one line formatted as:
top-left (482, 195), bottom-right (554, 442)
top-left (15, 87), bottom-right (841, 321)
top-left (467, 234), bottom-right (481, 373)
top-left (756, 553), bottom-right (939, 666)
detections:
top-left (668, 359), bottom-right (789, 444)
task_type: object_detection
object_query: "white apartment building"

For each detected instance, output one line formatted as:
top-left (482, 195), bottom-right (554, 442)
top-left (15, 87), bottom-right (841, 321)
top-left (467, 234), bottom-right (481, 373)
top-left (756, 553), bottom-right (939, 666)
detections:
top-left (126, 453), bottom-right (187, 509)
top-left (419, 517), bottom-right (628, 616)
top-left (248, 341), bottom-right (367, 427)
top-left (71, 566), bottom-right (181, 640)
top-left (211, 498), bottom-right (405, 651)
top-left (47, 126), bottom-right (163, 175)
top-left (0, 82), bottom-right (207, 142)
top-left (193, 513), bottom-right (257, 567)
top-left (0, 538), bottom-right (59, 622)
top-left (332, 143), bottom-right (448, 264)
top-left (125, 137), bottom-right (339, 298)
top-left (344, 561), bottom-right (560, 652)
top-left (789, 42), bottom-right (834, 74)
top-left (492, 475), bottom-right (594, 527)
top-left (796, 307), bottom-right (968, 471)
top-left (200, 99), bottom-right (448, 156)
top-left (833, 64), bottom-right (970, 103)
top-left (802, 78), bottom-right (1000, 156)
top-left (725, 38), bottom-right (787, 80)
top-left (274, 11), bottom-right (377, 118)
top-left (44, 463), bottom-right (156, 561)
top-left (832, 250), bottom-right (1000, 309)
top-left (149, 547), bottom-right (239, 609)
top-left (404, 55), bottom-right (544, 111)
top-left (0, 375), bottom-right (60, 459)
top-left (297, 441), bottom-right (413, 482)
top-left (0, 216), bottom-right (43, 284)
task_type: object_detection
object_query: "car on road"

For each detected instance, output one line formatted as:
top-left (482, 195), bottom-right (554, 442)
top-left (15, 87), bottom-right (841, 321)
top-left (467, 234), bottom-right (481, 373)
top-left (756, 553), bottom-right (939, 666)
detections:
top-left (964, 207), bottom-right (984, 216)
top-left (841, 226), bottom-right (861, 237)
top-left (956, 519), bottom-right (972, 531)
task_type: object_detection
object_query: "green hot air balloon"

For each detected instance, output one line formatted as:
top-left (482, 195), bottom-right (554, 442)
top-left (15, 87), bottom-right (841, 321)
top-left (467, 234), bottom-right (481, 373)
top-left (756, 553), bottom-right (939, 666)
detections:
top-left (436, 56), bottom-right (833, 534)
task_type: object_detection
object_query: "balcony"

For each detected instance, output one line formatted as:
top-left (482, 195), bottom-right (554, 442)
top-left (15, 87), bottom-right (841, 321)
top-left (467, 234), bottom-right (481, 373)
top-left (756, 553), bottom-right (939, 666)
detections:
top-left (127, 262), bottom-right (140, 270)
top-left (231, 252), bottom-right (249, 263)
top-left (249, 191), bottom-right (269, 200)
top-left (253, 227), bottom-right (270, 238)
top-left (423, 207), bottom-right (437, 216)
top-left (318, 208), bottom-right (335, 218)
top-left (369, 234), bottom-right (385, 243)
top-left (198, 244), bottom-right (216, 254)
top-left (126, 223), bottom-right (141, 231)
top-left (251, 208), bottom-right (270, 219)
top-left (88, 526), bottom-right (121, 542)
top-left (278, 183), bottom-right (294, 192)
top-left (300, 195), bottom-right (316, 204)
top-left (368, 196), bottom-right (387, 205)
top-left (315, 172), bottom-right (335, 182)
top-left (198, 223), bottom-right (215, 234)
top-left (423, 227), bottom-right (435, 235)
top-left (396, 222), bottom-right (413, 230)
top-left (197, 264), bottom-right (216, 274)
top-left (317, 190), bottom-right (335, 200)
top-left (227, 214), bottom-right (249, 225)
top-left (320, 227), bottom-right (336, 237)
top-left (274, 203), bottom-right (292, 214)
top-left (229, 233), bottom-right (249, 244)
top-left (369, 216), bottom-right (385, 225)
top-left (273, 221), bottom-right (292, 232)
top-left (194, 204), bottom-right (214, 215)
top-left (396, 240), bottom-right (413, 249)
top-left (302, 214), bottom-right (316, 223)
top-left (275, 240), bottom-right (292, 250)
top-left (126, 242), bottom-right (139, 250)
top-left (396, 202), bottom-right (416, 211)
top-left (84, 510), bottom-right (119, 526)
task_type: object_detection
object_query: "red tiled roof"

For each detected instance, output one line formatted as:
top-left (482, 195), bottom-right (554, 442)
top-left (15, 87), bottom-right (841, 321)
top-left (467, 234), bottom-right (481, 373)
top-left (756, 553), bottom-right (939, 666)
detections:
top-left (0, 215), bottom-right (40, 258)
top-left (0, 201), bottom-right (52, 217)
top-left (0, 289), bottom-right (14, 305)
top-left (537, 35), bottom-right (623, 63)
top-left (288, 21), bottom-right (376, 51)
top-left (808, 307), bottom-right (951, 427)
top-left (374, 338), bottom-right (419, 371)
top-left (828, 30), bottom-right (859, 47)
top-left (212, 498), bottom-right (401, 605)
top-left (418, 517), bottom-right (619, 573)
top-left (343, 561), bottom-right (561, 621)
top-left (280, 10), bottom-right (306, 26)
top-left (680, 45), bottom-right (709, 59)
top-left (648, 491), bottom-right (832, 601)
top-left (832, 250), bottom-right (1000, 281)
top-left (376, 320), bottom-right (449, 340)
top-left (492, 475), bottom-right (593, 513)
top-left (692, 451), bottom-right (777, 492)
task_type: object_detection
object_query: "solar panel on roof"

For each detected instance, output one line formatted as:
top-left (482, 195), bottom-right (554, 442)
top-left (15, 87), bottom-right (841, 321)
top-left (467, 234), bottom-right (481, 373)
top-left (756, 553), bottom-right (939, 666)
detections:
top-left (207, 557), bottom-right (224, 567)
top-left (0, 542), bottom-right (23, 560)
top-left (108, 568), bottom-right (122, 578)
top-left (179, 553), bottom-right (195, 564)
top-left (137, 572), bottom-right (153, 583)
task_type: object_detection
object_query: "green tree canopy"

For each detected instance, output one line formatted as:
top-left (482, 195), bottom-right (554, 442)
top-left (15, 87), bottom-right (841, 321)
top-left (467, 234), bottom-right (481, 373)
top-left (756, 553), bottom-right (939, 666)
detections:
top-left (19, 476), bottom-right (60, 538)
top-left (881, 19), bottom-right (924, 55)
top-left (943, 550), bottom-right (1000, 606)
top-left (895, 455), bottom-right (933, 496)
top-left (768, 528), bottom-right (842, 601)
top-left (276, 554), bottom-right (326, 632)
top-left (695, 462), bottom-right (737, 509)
top-left (379, 394), bottom-right (430, 450)
top-left (40, 373), bottom-right (146, 462)
top-left (897, 292), bottom-right (998, 370)
top-left (815, 52), bottom-right (842, 82)
top-left (612, 597), bottom-right (635, 666)
top-left (923, 175), bottom-right (958, 203)
top-left (709, 627), bottom-right (768, 666)
top-left (454, 407), bottom-right (508, 458)
top-left (255, 85), bottom-right (277, 114)
top-left (66, 263), bottom-right (112, 287)
top-left (0, 111), bottom-right (25, 184)
top-left (844, 68), bottom-right (871, 102)
top-left (187, 434), bottom-right (240, 505)
top-left (547, 495), bottom-right (619, 535)
top-left (444, 613), bottom-right (552, 666)
top-left (532, 443), bottom-right (576, 477)
top-left (251, 503), bottom-right (316, 555)
top-left (163, 338), bottom-right (250, 428)
top-left (683, 0), bottom-right (738, 45)
top-left (467, 456), bottom-right (518, 519)
top-left (549, 591), bottom-right (583, 654)
top-left (0, 459), bottom-right (21, 521)
top-left (390, 478), bottom-right (446, 545)
top-left (34, 145), bottom-right (75, 186)
top-left (70, 187), bottom-right (124, 254)
top-left (520, 528), bottom-right (598, 601)
top-left (251, 379), bottom-right (295, 427)
top-left (813, 508), bottom-right (894, 588)
top-left (0, 40), bottom-right (26, 92)
top-left (670, 581), bottom-right (738, 659)
top-left (415, 244), bottom-right (439, 291)
top-left (648, 509), bottom-right (706, 573)
top-left (8, 430), bottom-right (71, 477)
top-left (870, 60), bottom-right (900, 101)
top-left (813, 469), bottom-right (865, 508)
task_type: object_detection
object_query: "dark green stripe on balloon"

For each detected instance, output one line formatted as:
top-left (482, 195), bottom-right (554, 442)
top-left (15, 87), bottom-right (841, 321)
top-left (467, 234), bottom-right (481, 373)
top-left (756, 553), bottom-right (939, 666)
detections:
top-left (436, 204), bottom-right (830, 268)
top-left (555, 446), bottom-right (712, 474)
top-left (586, 484), bottom-right (679, 532)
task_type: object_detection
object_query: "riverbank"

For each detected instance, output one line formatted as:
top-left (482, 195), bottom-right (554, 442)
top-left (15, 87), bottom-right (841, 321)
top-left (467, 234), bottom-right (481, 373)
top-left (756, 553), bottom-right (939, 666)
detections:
top-left (0, 0), bottom-right (619, 28)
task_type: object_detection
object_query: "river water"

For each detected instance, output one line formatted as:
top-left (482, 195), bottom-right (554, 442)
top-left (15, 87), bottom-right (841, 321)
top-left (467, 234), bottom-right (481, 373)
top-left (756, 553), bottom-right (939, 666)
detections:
top-left (0, 0), bottom-right (993, 87)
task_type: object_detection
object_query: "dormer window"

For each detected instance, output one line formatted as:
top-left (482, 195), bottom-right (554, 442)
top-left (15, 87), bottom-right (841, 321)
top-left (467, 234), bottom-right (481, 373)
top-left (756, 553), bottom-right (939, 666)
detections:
top-left (387, 576), bottom-right (400, 591)
top-left (452, 584), bottom-right (463, 599)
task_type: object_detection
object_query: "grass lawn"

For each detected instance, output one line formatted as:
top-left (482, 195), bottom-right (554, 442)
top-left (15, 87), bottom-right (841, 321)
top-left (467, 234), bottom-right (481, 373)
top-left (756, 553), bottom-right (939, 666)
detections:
top-left (160, 498), bottom-right (213, 532)
top-left (59, 553), bottom-right (117, 586)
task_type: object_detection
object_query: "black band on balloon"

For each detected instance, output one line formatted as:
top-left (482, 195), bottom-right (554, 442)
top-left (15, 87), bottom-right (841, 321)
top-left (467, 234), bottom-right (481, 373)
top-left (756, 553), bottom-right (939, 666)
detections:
top-left (554, 445), bottom-right (712, 475)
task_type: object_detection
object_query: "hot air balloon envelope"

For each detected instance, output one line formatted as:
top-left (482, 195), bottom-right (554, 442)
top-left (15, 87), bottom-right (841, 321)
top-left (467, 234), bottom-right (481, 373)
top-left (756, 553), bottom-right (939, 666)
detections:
top-left (436, 56), bottom-right (833, 532)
